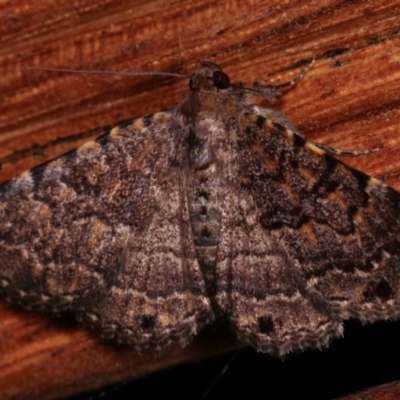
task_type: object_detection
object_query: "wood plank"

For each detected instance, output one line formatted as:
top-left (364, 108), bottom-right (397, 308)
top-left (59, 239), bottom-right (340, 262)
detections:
top-left (1, 0), bottom-right (400, 398)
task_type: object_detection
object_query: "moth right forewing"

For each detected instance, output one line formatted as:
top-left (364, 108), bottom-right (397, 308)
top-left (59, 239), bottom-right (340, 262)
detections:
top-left (238, 110), bottom-right (400, 324)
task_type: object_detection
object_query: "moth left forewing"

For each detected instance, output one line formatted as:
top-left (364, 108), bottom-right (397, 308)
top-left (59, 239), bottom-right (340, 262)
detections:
top-left (0, 115), bottom-right (168, 306)
top-left (0, 111), bottom-right (213, 351)
top-left (237, 110), bottom-right (400, 328)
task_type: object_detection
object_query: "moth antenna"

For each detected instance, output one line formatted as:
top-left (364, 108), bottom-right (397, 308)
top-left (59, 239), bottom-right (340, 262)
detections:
top-left (25, 66), bottom-right (189, 79)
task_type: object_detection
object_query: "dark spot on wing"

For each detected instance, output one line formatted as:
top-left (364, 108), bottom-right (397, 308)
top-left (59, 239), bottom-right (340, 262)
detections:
top-left (141, 315), bottom-right (156, 331)
top-left (61, 148), bottom-right (78, 162)
top-left (272, 122), bottom-right (286, 133)
top-left (30, 160), bottom-right (53, 188)
top-left (350, 168), bottom-right (369, 191)
top-left (143, 114), bottom-right (154, 127)
top-left (363, 279), bottom-right (393, 302)
top-left (293, 134), bottom-right (306, 148)
top-left (258, 316), bottom-right (275, 334)
top-left (95, 129), bottom-right (111, 146)
top-left (117, 118), bottom-right (134, 129)
top-left (256, 116), bottom-right (266, 128)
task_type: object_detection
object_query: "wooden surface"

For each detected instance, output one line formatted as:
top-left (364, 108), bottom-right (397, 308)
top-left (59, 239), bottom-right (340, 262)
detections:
top-left (1, 0), bottom-right (400, 399)
top-left (337, 380), bottom-right (400, 400)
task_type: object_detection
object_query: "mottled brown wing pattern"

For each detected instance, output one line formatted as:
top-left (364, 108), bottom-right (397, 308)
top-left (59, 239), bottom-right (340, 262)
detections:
top-left (214, 182), bottom-right (343, 356)
top-left (97, 163), bottom-right (214, 350)
top-left (0, 112), bottom-right (213, 351)
top-left (215, 109), bottom-right (400, 355)
top-left (1, 59), bottom-right (400, 357)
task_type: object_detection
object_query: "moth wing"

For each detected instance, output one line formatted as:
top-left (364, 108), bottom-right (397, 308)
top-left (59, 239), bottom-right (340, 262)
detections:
top-left (215, 184), bottom-right (343, 356)
top-left (0, 112), bottom-right (213, 351)
top-left (96, 167), bottom-right (214, 351)
top-left (215, 110), bottom-right (400, 355)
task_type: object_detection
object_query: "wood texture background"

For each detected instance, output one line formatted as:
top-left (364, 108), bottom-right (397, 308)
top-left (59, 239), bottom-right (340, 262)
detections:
top-left (1, 0), bottom-right (400, 399)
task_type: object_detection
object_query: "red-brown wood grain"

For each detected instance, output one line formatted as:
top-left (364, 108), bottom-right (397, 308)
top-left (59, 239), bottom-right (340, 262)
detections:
top-left (1, 1), bottom-right (400, 399)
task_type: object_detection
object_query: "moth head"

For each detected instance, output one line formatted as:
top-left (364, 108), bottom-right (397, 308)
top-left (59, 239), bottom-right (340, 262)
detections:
top-left (188, 60), bottom-right (279, 103)
top-left (189, 60), bottom-right (231, 92)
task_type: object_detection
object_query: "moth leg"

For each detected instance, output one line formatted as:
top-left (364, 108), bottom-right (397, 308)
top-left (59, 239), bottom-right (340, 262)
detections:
top-left (250, 59), bottom-right (316, 101)
top-left (302, 141), bottom-right (382, 156)
top-left (232, 59), bottom-right (315, 102)
top-left (256, 58), bottom-right (316, 92)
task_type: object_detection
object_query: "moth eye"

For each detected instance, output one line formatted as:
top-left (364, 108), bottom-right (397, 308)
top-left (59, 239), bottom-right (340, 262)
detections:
top-left (212, 70), bottom-right (230, 89)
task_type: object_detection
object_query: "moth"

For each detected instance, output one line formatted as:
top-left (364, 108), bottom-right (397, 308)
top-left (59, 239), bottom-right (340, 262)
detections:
top-left (0, 60), bottom-right (399, 356)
